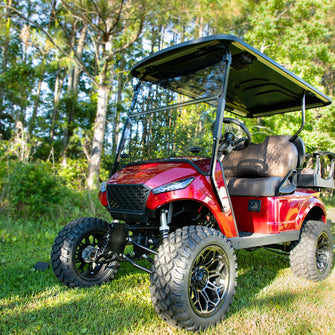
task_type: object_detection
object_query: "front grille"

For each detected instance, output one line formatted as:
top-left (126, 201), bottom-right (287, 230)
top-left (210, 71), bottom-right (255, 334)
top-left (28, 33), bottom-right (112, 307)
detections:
top-left (106, 184), bottom-right (151, 218)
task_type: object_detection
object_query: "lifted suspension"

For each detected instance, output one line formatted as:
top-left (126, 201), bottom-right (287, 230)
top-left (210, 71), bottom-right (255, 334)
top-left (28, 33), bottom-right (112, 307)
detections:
top-left (159, 203), bottom-right (173, 239)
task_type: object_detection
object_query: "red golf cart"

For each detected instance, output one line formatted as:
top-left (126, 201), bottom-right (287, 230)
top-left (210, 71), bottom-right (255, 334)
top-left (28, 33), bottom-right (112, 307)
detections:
top-left (51, 35), bottom-right (334, 331)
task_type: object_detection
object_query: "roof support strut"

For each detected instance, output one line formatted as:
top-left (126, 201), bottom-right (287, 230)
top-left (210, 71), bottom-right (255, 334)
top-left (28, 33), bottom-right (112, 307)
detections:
top-left (210, 48), bottom-right (232, 176)
top-left (290, 92), bottom-right (306, 142)
top-left (209, 48), bottom-right (239, 236)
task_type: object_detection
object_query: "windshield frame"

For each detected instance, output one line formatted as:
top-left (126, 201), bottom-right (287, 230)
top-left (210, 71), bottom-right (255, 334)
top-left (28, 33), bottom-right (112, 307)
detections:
top-left (110, 57), bottom-right (229, 176)
top-left (129, 95), bottom-right (217, 119)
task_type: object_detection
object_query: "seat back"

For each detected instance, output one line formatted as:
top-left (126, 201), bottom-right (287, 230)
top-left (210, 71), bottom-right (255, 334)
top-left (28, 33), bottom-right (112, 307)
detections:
top-left (290, 136), bottom-right (306, 168)
top-left (221, 135), bottom-right (299, 179)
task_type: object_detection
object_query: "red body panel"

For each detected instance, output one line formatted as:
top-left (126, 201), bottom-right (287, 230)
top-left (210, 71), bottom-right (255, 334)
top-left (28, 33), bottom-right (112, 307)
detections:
top-left (101, 159), bottom-right (326, 238)
top-left (106, 159), bottom-right (238, 238)
top-left (231, 189), bottom-right (326, 234)
top-left (108, 161), bottom-right (197, 188)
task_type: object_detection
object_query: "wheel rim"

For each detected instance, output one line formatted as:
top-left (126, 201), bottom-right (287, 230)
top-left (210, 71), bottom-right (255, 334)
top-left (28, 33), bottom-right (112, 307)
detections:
top-left (316, 232), bottom-right (331, 274)
top-left (74, 231), bottom-right (108, 280)
top-left (189, 245), bottom-right (230, 317)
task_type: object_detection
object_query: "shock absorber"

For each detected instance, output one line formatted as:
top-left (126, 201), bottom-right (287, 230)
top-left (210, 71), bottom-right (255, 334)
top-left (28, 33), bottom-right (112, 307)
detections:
top-left (159, 209), bottom-right (170, 239)
top-left (98, 223), bottom-right (111, 256)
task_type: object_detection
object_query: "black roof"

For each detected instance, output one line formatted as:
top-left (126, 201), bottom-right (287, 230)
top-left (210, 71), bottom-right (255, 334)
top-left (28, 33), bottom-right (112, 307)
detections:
top-left (131, 34), bottom-right (331, 117)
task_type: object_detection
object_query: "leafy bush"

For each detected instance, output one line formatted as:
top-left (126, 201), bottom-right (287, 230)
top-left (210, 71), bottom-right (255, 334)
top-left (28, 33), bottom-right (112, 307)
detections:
top-left (1, 160), bottom-right (70, 218)
top-left (57, 158), bottom-right (88, 190)
top-left (56, 157), bottom-right (109, 191)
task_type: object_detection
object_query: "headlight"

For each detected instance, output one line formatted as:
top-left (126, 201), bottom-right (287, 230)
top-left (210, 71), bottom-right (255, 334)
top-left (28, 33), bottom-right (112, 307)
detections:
top-left (152, 177), bottom-right (194, 195)
top-left (100, 181), bottom-right (107, 193)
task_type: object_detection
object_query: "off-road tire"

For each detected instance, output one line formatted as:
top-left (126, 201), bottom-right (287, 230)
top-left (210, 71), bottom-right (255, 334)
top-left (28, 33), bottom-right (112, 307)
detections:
top-left (51, 217), bottom-right (120, 288)
top-left (290, 220), bottom-right (333, 281)
top-left (150, 226), bottom-right (237, 332)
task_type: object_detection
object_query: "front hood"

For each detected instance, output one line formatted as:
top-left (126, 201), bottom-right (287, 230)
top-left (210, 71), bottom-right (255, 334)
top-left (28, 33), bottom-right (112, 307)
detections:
top-left (108, 159), bottom-right (210, 189)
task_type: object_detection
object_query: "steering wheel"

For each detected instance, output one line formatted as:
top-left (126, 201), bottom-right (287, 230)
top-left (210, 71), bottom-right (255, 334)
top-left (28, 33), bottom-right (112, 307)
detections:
top-left (219, 118), bottom-right (251, 154)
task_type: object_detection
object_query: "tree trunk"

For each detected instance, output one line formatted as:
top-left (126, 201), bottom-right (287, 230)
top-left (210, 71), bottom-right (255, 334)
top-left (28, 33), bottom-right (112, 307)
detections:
top-left (73, 26), bottom-right (87, 89)
top-left (87, 70), bottom-right (110, 189)
top-left (29, 56), bottom-right (45, 136)
top-left (0, 0), bottom-right (12, 117)
top-left (50, 62), bottom-right (63, 141)
top-left (61, 24), bottom-right (87, 166)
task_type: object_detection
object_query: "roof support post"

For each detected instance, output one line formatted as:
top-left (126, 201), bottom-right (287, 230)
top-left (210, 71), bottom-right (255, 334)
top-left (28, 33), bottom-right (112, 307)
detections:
top-left (209, 48), bottom-right (237, 225)
top-left (210, 49), bottom-right (232, 176)
top-left (290, 92), bottom-right (306, 142)
top-left (209, 48), bottom-right (239, 237)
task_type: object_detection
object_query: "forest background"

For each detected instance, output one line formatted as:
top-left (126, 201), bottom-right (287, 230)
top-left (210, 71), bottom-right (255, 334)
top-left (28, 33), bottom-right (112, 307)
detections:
top-left (0, 0), bottom-right (335, 217)
top-left (1, 1), bottom-right (335, 334)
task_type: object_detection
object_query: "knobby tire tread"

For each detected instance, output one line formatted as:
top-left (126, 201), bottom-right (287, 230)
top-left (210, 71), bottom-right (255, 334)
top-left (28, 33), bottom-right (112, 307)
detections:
top-left (289, 220), bottom-right (333, 281)
top-left (51, 217), bottom-right (119, 288)
top-left (150, 225), bottom-right (237, 332)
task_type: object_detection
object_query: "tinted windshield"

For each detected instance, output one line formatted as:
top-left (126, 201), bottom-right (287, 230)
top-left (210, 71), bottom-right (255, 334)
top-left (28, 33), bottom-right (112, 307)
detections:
top-left (149, 61), bottom-right (224, 101)
top-left (119, 61), bottom-right (225, 164)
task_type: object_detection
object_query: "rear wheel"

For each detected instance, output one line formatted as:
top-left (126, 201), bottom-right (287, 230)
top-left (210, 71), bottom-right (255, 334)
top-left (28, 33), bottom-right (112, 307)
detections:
top-left (290, 220), bottom-right (333, 281)
top-left (150, 226), bottom-right (237, 332)
top-left (51, 217), bottom-right (120, 287)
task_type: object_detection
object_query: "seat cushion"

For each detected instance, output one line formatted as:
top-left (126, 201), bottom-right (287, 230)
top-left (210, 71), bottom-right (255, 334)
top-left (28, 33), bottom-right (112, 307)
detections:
top-left (226, 176), bottom-right (290, 197)
top-left (222, 135), bottom-right (298, 179)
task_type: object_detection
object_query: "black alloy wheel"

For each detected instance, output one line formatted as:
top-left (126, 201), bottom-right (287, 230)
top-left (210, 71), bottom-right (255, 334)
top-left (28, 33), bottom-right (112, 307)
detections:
top-left (51, 217), bottom-right (120, 287)
top-left (150, 225), bottom-right (237, 331)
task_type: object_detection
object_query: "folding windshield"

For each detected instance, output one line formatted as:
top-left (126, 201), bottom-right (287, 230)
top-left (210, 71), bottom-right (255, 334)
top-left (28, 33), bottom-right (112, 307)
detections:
top-left (110, 57), bottom-right (227, 175)
top-left (121, 82), bottom-right (219, 163)
top-left (118, 61), bottom-right (226, 164)
top-left (132, 61), bottom-right (224, 114)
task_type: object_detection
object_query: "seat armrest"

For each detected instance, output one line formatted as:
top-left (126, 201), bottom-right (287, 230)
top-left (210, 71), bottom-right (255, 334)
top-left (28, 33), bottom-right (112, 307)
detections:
top-left (276, 170), bottom-right (297, 195)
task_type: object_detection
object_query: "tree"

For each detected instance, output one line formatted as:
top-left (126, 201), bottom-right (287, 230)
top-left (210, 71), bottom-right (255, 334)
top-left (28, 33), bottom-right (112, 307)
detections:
top-left (243, 0), bottom-right (335, 151)
top-left (3, 0), bottom-right (146, 188)
top-left (52, 0), bottom-right (147, 188)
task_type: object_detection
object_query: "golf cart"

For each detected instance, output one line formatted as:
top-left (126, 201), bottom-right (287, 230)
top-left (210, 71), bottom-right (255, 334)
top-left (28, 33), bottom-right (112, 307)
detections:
top-left (51, 35), bottom-right (334, 331)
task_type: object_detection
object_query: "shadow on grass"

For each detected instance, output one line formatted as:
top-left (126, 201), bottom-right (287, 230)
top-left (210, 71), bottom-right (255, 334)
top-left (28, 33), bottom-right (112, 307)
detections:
top-left (230, 248), bottom-right (290, 311)
top-left (0, 253), bottom-right (161, 334)
top-left (1, 233), bottom-right (334, 334)
top-left (0, 245), bottom-right (293, 334)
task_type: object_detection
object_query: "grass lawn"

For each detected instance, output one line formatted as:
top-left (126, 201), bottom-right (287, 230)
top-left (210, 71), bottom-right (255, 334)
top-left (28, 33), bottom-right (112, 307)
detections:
top-left (1, 208), bottom-right (334, 335)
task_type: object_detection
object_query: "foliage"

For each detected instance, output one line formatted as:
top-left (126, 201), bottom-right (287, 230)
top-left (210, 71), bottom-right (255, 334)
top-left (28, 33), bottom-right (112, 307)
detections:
top-left (56, 157), bottom-right (88, 190)
top-left (245, 0), bottom-right (334, 78)
top-left (0, 0), bottom-right (334, 186)
top-left (0, 160), bottom-right (70, 218)
top-left (243, 0), bottom-right (335, 152)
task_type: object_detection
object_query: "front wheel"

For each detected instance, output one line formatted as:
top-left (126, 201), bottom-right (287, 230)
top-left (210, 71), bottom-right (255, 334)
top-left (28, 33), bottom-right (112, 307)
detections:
top-left (51, 217), bottom-right (120, 288)
top-left (290, 220), bottom-right (334, 281)
top-left (150, 226), bottom-right (237, 332)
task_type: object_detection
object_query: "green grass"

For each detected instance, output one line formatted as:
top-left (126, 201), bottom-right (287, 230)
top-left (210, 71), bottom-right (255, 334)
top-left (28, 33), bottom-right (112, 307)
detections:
top-left (1, 211), bottom-right (334, 335)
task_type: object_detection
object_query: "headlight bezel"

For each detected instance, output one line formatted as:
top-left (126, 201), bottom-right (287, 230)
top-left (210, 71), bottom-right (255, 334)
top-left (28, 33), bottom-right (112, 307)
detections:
top-left (152, 177), bottom-right (194, 195)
